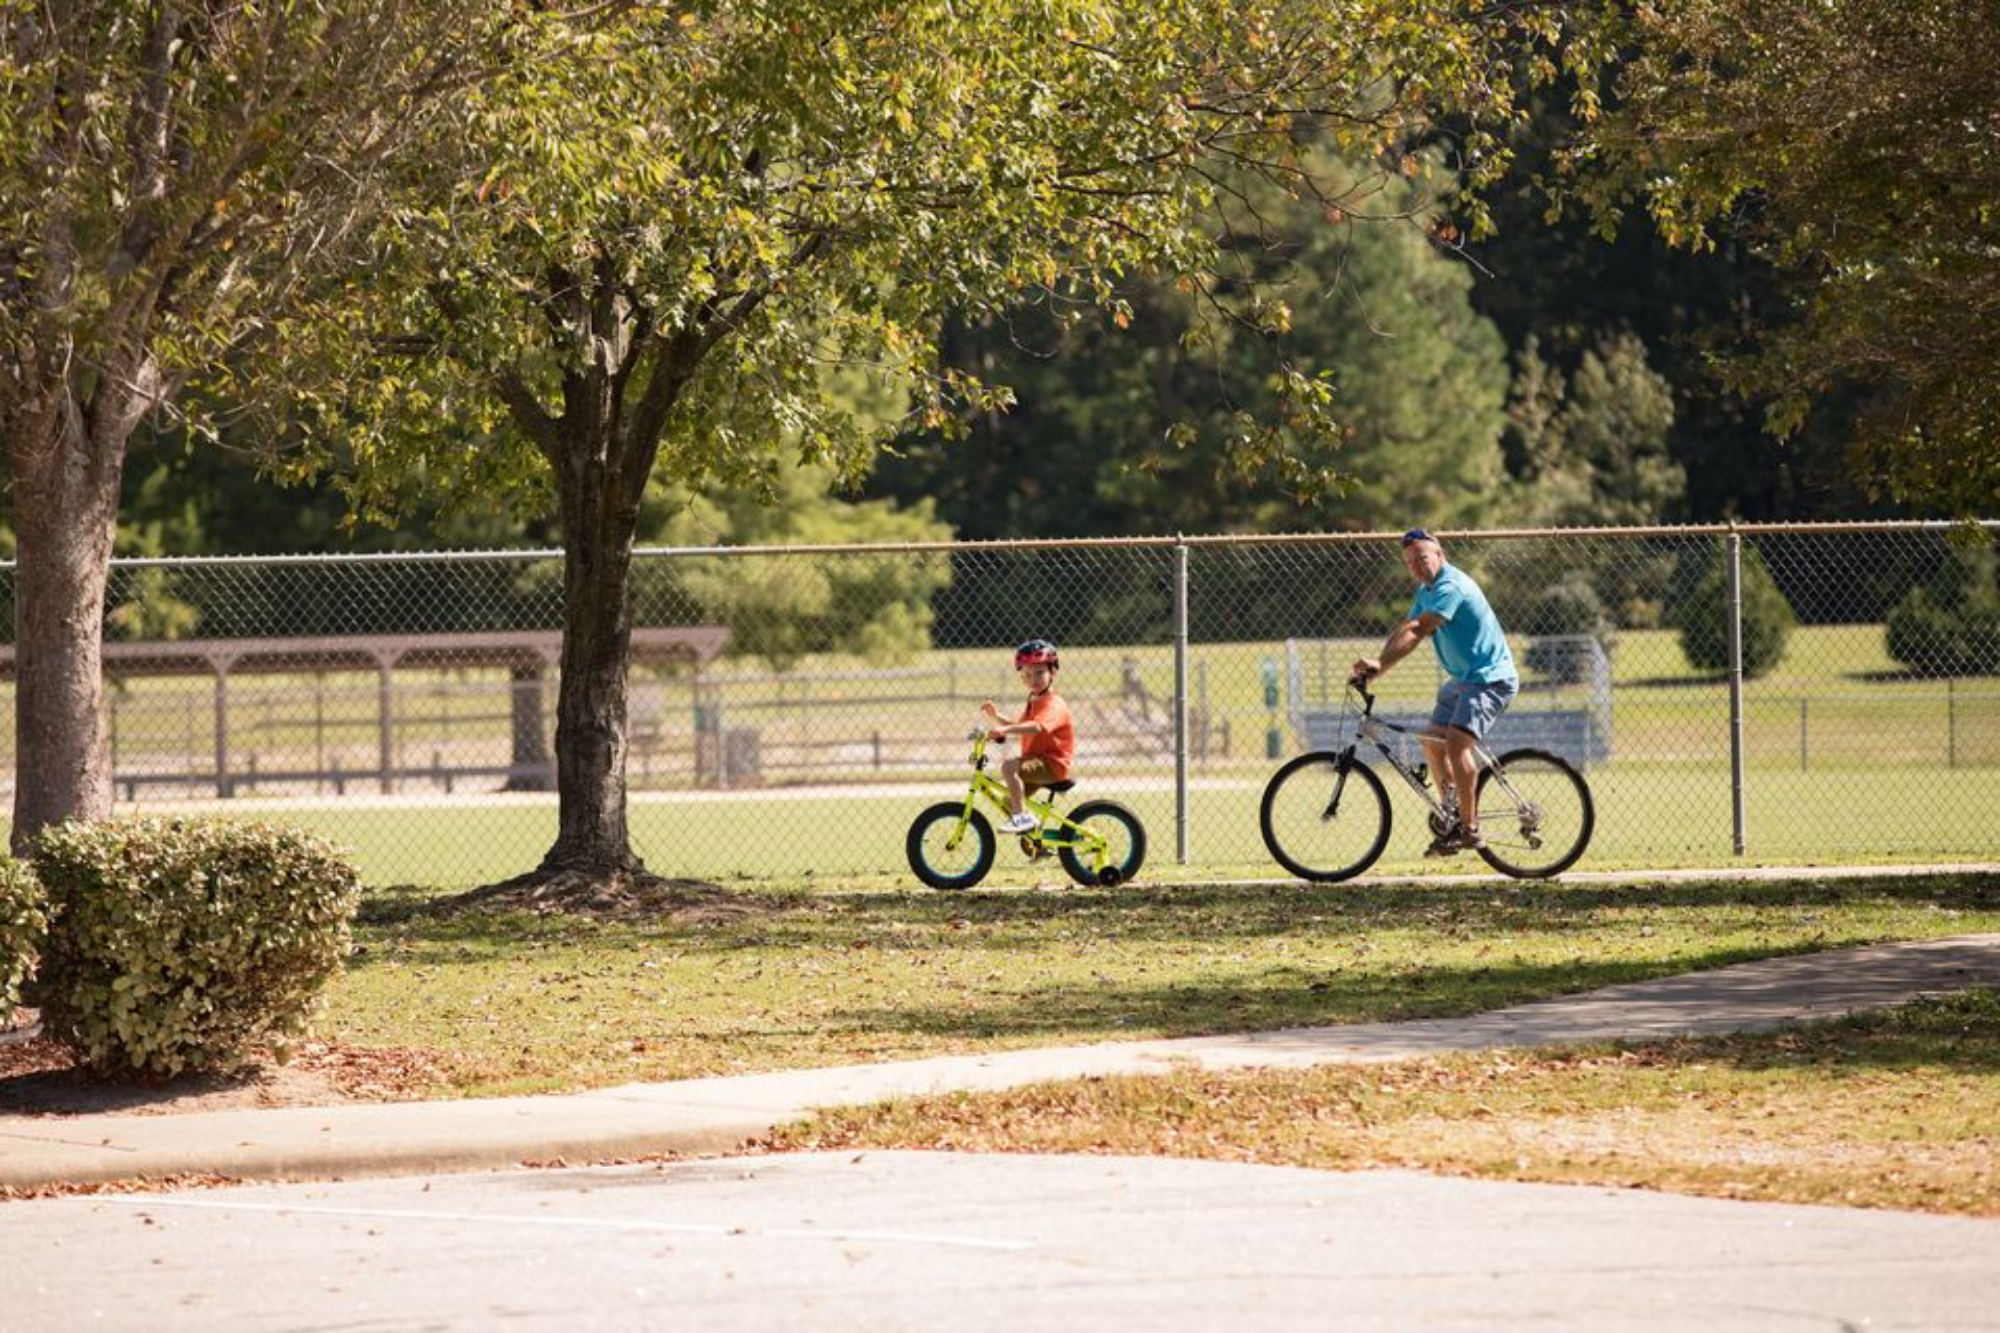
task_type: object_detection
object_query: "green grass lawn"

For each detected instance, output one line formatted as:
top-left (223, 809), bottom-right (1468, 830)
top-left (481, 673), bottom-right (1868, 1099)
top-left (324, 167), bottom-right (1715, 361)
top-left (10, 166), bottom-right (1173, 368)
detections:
top-left (326, 871), bottom-right (2000, 1101)
top-left (767, 989), bottom-right (2000, 1217)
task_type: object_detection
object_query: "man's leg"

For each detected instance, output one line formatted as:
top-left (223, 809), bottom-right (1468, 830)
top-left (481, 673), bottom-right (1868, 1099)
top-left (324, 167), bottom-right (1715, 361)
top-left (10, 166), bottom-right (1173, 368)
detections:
top-left (1442, 728), bottom-right (1483, 840)
top-left (1419, 731), bottom-right (1452, 811)
top-left (1424, 680), bottom-right (1465, 825)
top-left (1450, 679), bottom-right (1515, 845)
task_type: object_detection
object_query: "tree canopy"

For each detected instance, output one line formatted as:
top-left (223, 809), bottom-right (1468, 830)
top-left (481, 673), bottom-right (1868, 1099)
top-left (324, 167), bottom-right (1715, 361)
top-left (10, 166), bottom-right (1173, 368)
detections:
top-left (0, 0), bottom-right (494, 845)
top-left (1565, 0), bottom-right (2000, 514)
top-left (865, 148), bottom-right (1512, 540)
top-left (288, 0), bottom-right (1602, 884)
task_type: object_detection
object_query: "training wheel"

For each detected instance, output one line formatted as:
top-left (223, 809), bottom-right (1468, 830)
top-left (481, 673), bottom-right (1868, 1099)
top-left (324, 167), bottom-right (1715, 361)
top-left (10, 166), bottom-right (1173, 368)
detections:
top-left (1097, 867), bottom-right (1124, 887)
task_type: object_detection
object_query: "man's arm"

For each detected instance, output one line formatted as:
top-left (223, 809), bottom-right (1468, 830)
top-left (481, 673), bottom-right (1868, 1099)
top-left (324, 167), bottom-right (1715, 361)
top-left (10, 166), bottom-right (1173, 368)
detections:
top-left (1352, 613), bottom-right (1445, 682)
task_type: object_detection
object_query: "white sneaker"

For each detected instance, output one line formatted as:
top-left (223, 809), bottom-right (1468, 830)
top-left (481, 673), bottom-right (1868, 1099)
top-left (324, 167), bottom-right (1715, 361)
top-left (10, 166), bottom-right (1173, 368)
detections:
top-left (999, 812), bottom-right (1039, 834)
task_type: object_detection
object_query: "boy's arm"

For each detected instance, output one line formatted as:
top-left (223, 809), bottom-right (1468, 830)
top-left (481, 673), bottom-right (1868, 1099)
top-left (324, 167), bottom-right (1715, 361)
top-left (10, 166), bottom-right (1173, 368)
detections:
top-left (980, 699), bottom-right (1047, 740)
top-left (979, 700), bottom-right (1040, 739)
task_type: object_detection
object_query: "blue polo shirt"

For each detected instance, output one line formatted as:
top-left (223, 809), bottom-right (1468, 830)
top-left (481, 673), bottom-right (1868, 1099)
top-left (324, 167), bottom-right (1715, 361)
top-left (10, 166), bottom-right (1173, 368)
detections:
top-left (1409, 564), bottom-right (1517, 685)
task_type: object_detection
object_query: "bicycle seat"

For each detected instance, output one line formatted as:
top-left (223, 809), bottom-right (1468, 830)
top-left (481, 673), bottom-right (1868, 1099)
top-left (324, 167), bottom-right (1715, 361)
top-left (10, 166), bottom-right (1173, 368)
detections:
top-left (1041, 779), bottom-right (1077, 794)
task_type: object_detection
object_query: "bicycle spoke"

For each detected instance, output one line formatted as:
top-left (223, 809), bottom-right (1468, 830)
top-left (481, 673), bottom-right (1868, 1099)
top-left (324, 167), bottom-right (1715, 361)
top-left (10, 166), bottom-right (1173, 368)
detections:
top-left (1473, 749), bottom-right (1593, 878)
top-left (1260, 753), bottom-right (1391, 882)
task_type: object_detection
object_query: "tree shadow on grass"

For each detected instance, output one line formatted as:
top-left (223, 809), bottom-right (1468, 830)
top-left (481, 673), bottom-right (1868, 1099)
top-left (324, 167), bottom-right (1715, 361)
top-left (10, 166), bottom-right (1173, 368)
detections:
top-left (342, 872), bottom-right (2000, 971)
top-left (816, 970), bottom-right (2000, 1077)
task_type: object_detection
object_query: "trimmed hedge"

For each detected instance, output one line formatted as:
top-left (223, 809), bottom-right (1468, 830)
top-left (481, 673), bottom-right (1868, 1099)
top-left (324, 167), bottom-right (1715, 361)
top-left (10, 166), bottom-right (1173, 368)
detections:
top-left (1, 856), bottom-right (47, 1020)
top-left (33, 819), bottom-right (361, 1076)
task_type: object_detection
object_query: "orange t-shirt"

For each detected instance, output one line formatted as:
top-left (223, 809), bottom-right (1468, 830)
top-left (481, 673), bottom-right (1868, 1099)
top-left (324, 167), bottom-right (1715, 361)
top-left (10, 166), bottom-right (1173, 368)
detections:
top-left (1019, 689), bottom-right (1075, 780)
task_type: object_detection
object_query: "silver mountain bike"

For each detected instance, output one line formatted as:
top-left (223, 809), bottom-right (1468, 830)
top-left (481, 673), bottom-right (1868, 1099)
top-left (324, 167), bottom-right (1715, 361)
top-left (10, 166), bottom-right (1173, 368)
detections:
top-left (1259, 681), bottom-right (1594, 882)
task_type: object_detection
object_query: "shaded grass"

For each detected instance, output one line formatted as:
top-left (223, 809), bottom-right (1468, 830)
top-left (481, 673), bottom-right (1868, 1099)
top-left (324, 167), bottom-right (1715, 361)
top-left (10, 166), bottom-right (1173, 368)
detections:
top-left (326, 871), bottom-right (2000, 1100)
top-left (765, 989), bottom-right (2000, 1217)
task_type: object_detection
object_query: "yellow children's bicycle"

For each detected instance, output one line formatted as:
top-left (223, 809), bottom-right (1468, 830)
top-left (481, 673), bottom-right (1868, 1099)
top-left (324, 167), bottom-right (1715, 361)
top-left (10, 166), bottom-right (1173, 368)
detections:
top-left (906, 729), bottom-right (1147, 890)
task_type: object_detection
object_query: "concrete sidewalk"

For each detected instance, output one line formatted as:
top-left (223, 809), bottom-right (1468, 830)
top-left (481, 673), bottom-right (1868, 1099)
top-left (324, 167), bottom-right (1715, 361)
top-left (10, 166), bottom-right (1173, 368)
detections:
top-left (4, 933), bottom-right (1997, 1191)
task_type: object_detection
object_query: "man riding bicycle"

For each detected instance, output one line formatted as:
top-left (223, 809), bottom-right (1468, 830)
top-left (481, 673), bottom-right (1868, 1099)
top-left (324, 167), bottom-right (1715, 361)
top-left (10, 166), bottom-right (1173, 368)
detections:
top-left (1350, 528), bottom-right (1519, 856)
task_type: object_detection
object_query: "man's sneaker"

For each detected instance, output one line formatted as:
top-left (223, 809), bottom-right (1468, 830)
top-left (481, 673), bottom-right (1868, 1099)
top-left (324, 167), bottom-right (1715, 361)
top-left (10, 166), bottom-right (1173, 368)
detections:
top-left (1424, 825), bottom-right (1462, 858)
top-left (1456, 825), bottom-right (1487, 851)
top-left (999, 812), bottom-right (1039, 834)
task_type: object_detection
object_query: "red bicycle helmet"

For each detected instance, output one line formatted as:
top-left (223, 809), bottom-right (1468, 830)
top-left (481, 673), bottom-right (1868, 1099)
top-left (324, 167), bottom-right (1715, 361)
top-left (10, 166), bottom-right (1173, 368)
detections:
top-left (1013, 639), bottom-right (1060, 669)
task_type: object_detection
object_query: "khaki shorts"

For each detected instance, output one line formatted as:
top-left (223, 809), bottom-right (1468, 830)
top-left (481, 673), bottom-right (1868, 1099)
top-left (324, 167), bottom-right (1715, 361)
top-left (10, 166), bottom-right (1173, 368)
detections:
top-left (1017, 757), bottom-right (1064, 788)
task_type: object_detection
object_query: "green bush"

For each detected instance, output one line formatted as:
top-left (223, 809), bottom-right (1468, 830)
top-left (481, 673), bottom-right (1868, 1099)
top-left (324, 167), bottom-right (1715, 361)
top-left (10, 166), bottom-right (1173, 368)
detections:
top-left (1886, 543), bottom-right (2000, 677)
top-left (32, 819), bottom-right (361, 1076)
top-left (1, 857), bottom-right (47, 1020)
top-left (1671, 542), bottom-right (1795, 677)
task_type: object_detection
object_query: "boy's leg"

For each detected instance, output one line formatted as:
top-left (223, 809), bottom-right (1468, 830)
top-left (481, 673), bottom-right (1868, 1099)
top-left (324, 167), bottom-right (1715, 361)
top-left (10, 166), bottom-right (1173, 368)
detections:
top-left (999, 756), bottom-right (1026, 813)
top-left (997, 757), bottom-right (1044, 832)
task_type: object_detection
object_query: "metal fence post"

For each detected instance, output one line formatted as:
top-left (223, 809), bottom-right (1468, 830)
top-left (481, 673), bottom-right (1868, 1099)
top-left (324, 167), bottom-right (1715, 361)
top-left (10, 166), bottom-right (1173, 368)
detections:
top-left (1173, 539), bottom-right (1190, 866)
top-left (1948, 678), bottom-right (1958, 770)
top-left (1727, 528), bottom-right (1747, 855)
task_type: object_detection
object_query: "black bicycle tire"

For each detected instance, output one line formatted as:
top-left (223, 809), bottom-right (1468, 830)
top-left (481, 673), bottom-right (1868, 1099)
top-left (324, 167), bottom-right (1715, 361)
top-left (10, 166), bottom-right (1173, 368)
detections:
top-left (1259, 751), bottom-right (1392, 883)
top-left (906, 801), bottom-right (997, 890)
top-left (1473, 748), bottom-right (1595, 878)
top-left (1057, 799), bottom-right (1148, 887)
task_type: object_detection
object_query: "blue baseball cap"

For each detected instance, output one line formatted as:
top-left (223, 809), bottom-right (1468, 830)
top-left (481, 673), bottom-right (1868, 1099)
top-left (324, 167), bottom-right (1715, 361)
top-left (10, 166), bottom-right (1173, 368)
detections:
top-left (1400, 528), bottom-right (1436, 546)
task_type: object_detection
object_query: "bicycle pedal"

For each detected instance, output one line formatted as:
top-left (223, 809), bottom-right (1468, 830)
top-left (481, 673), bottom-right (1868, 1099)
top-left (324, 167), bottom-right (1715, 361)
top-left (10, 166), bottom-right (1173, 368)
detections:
top-left (1020, 836), bottom-right (1049, 859)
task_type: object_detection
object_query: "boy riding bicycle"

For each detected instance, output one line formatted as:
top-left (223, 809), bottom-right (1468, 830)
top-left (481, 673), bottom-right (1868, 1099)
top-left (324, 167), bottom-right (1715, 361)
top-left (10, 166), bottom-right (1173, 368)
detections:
top-left (980, 639), bottom-right (1076, 834)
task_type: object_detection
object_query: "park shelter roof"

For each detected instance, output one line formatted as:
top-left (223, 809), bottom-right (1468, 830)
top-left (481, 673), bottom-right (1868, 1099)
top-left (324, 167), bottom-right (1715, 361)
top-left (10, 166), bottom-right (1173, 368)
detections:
top-left (0, 628), bottom-right (732, 679)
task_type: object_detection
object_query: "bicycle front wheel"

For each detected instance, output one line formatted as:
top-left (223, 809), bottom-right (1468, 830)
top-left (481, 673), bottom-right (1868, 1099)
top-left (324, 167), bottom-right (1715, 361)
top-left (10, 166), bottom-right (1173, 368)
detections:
top-left (1057, 800), bottom-right (1148, 887)
top-left (1259, 752), bottom-right (1391, 883)
top-left (1473, 748), bottom-right (1594, 878)
top-left (906, 802), bottom-right (996, 890)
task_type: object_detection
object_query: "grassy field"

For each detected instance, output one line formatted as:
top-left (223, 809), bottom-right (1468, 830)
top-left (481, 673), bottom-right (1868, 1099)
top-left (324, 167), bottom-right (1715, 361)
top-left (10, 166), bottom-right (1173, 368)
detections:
top-left (766, 989), bottom-right (2000, 1217)
top-left (308, 867), bottom-right (2000, 1216)
top-left (325, 871), bottom-right (2000, 1099)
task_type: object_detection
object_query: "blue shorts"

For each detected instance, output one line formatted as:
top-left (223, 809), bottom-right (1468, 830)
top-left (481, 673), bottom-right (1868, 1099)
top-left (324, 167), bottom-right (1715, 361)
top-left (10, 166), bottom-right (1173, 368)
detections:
top-left (1431, 677), bottom-right (1517, 739)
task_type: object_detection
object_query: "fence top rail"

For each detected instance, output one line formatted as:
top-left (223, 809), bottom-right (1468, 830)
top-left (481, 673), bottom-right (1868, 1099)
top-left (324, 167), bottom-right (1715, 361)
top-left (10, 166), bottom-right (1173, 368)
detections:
top-left (1, 520), bottom-right (1990, 573)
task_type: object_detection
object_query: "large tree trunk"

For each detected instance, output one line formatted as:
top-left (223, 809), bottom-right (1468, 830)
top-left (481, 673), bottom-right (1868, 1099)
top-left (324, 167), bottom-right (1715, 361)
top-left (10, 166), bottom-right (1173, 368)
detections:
top-left (6, 368), bottom-right (151, 852)
top-left (537, 429), bottom-right (647, 878)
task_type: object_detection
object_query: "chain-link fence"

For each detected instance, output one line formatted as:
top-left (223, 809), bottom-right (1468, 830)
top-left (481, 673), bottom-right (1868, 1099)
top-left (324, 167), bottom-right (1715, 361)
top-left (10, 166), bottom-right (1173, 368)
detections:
top-left (1, 522), bottom-right (1994, 887)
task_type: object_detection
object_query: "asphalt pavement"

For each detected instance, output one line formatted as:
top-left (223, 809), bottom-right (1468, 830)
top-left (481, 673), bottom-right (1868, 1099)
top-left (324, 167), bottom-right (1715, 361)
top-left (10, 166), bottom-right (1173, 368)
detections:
top-left (10, 1150), bottom-right (2000, 1332)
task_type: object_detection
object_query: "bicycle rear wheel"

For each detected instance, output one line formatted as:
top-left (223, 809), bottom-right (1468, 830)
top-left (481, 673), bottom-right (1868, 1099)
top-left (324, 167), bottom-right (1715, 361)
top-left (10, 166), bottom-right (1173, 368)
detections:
top-left (1057, 799), bottom-right (1147, 887)
top-left (1259, 752), bottom-right (1391, 883)
top-left (906, 802), bottom-right (996, 890)
top-left (1473, 748), bottom-right (1594, 878)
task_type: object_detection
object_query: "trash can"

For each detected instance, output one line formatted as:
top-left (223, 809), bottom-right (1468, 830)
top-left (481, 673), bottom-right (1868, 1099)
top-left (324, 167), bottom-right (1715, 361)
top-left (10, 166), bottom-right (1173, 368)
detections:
top-left (722, 727), bottom-right (762, 787)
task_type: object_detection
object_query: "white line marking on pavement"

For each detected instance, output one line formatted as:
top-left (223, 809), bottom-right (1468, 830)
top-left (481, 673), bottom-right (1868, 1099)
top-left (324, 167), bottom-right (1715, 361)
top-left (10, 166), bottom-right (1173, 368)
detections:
top-left (98, 1194), bottom-right (1034, 1252)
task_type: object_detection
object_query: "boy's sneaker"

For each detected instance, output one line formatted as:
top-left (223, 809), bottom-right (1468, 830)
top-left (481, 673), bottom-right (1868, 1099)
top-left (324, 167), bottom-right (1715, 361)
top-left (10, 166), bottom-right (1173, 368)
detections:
top-left (999, 812), bottom-right (1039, 834)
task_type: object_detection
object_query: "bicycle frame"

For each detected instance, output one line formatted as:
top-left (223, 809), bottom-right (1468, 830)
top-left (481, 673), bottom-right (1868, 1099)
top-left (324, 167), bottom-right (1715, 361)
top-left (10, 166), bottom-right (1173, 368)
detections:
top-left (942, 731), bottom-right (1120, 874)
top-left (1337, 684), bottom-right (1535, 824)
